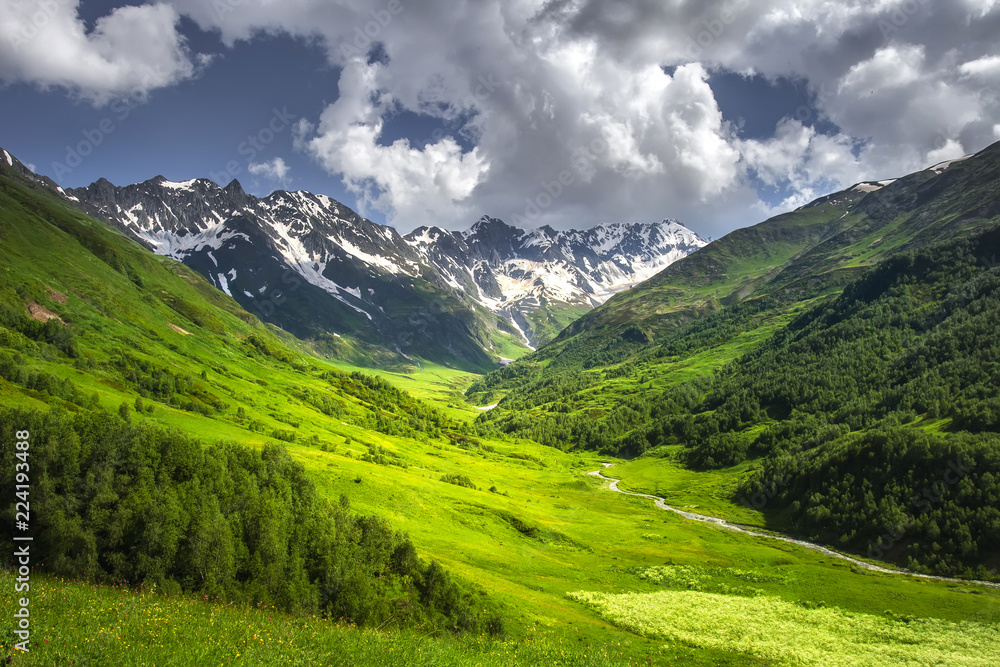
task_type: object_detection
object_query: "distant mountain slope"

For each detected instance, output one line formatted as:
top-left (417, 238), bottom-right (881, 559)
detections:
top-left (544, 143), bottom-right (999, 364)
top-left (65, 175), bottom-right (511, 371)
top-left (405, 216), bottom-right (706, 347)
top-left (55, 169), bottom-right (704, 359)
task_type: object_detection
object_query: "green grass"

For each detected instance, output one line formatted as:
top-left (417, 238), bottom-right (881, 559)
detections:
top-left (0, 571), bottom-right (649, 666)
top-left (325, 358), bottom-right (486, 418)
top-left (569, 588), bottom-right (1000, 666)
top-left (609, 450), bottom-right (765, 526)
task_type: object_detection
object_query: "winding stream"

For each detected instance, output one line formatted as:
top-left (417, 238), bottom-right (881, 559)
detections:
top-left (587, 464), bottom-right (1000, 589)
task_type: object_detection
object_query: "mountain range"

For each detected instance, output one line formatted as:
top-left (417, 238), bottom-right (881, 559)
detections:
top-left (31, 164), bottom-right (704, 369)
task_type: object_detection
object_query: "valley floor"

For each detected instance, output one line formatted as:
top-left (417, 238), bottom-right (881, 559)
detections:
top-left (4, 362), bottom-right (999, 665)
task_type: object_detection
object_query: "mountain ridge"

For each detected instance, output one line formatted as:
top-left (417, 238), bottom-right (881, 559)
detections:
top-left (43, 164), bottom-right (705, 361)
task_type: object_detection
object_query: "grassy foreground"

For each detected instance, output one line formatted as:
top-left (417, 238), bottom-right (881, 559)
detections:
top-left (570, 587), bottom-right (1000, 666)
top-left (0, 571), bottom-right (624, 666)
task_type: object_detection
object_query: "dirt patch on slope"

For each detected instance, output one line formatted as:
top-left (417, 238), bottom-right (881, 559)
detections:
top-left (28, 302), bottom-right (63, 323)
top-left (46, 286), bottom-right (67, 303)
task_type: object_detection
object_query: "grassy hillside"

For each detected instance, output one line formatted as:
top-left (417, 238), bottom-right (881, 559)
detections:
top-left (471, 144), bottom-right (1000, 580)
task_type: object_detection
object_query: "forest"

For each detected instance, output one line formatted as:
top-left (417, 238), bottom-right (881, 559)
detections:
top-left (0, 405), bottom-right (504, 634)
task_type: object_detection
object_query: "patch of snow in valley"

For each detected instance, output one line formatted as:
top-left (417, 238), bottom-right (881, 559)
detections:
top-left (506, 315), bottom-right (535, 350)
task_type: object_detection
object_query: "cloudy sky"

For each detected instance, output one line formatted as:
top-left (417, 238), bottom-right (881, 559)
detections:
top-left (1, 0), bottom-right (998, 237)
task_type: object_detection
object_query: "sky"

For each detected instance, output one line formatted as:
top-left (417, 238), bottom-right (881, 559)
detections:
top-left (1, 1), bottom-right (998, 239)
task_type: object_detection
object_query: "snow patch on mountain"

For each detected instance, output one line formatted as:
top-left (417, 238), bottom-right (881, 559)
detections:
top-left (138, 225), bottom-right (247, 259)
top-left (63, 168), bottom-right (705, 353)
top-left (929, 155), bottom-right (973, 173)
top-left (334, 236), bottom-right (414, 276)
top-left (159, 179), bottom-right (200, 191)
top-left (403, 216), bottom-right (706, 346)
top-left (216, 272), bottom-right (233, 297)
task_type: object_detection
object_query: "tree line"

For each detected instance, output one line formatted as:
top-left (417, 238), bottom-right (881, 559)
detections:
top-left (0, 406), bottom-right (504, 633)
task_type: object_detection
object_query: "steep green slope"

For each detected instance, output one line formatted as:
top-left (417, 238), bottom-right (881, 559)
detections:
top-left (531, 141), bottom-right (1000, 374)
top-left (473, 142), bottom-right (1000, 412)
top-left (0, 159), bottom-right (504, 632)
top-left (604, 231), bottom-right (1000, 578)
top-left (471, 144), bottom-right (1000, 579)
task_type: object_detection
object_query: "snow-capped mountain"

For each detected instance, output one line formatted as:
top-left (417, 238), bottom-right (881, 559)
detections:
top-left (65, 175), bottom-right (508, 369)
top-left (405, 217), bottom-right (706, 348)
top-left (50, 168), bottom-right (705, 363)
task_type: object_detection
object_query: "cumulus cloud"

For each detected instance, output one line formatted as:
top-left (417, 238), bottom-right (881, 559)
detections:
top-left (248, 157), bottom-right (291, 186)
top-left (0, 1), bottom-right (205, 105)
top-left (23, 0), bottom-right (1000, 235)
top-left (740, 118), bottom-right (866, 214)
top-left (300, 58), bottom-right (491, 225)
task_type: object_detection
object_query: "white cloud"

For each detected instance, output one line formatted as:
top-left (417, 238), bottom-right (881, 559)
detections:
top-left (248, 157), bottom-right (291, 185)
top-left (0, 1), bottom-right (204, 105)
top-left (740, 118), bottom-right (867, 214)
top-left (959, 54), bottom-right (1000, 79)
top-left (925, 139), bottom-right (967, 166)
top-left (302, 58), bottom-right (491, 226)
top-left (28, 0), bottom-right (1000, 236)
top-left (838, 45), bottom-right (926, 94)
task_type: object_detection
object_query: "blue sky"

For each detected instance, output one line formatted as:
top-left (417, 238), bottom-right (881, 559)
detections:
top-left (1, 27), bottom-right (353, 205)
top-left (1, 1), bottom-right (997, 237)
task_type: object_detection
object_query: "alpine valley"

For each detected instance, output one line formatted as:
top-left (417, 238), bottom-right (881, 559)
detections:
top-left (1, 138), bottom-right (999, 667)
